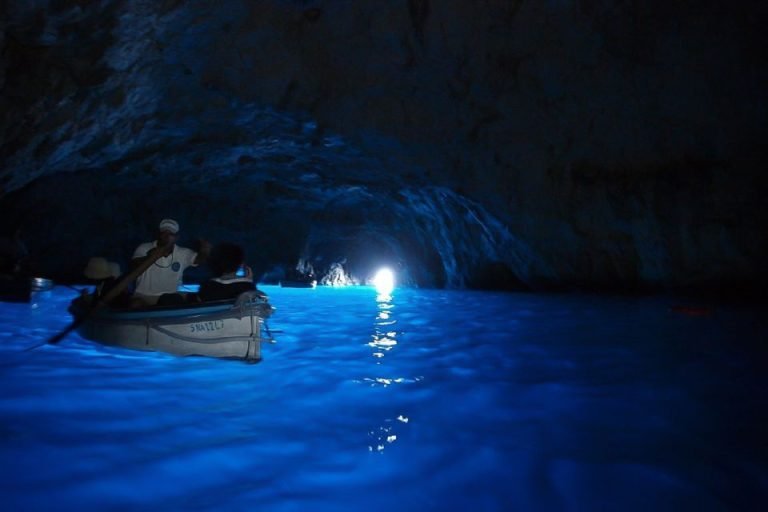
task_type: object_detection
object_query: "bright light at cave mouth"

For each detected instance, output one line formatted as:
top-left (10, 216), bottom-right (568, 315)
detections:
top-left (373, 268), bottom-right (395, 295)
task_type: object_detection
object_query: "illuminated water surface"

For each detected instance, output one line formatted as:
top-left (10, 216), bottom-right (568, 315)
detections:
top-left (1, 286), bottom-right (766, 511)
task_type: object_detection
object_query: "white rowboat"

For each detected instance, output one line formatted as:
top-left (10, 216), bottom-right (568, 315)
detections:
top-left (70, 291), bottom-right (274, 362)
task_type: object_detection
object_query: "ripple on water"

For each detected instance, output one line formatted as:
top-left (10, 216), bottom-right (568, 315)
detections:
top-left (1, 286), bottom-right (767, 510)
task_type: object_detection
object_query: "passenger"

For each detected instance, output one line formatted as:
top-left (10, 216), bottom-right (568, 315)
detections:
top-left (198, 243), bottom-right (265, 302)
top-left (83, 257), bottom-right (131, 307)
top-left (84, 257), bottom-right (120, 298)
top-left (130, 218), bottom-right (210, 307)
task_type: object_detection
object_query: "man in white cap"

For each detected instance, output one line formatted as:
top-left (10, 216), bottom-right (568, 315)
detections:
top-left (130, 218), bottom-right (211, 306)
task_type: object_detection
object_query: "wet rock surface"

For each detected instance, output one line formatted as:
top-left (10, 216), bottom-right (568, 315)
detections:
top-left (1, 1), bottom-right (766, 292)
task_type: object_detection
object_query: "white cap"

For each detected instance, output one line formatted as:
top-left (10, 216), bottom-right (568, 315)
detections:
top-left (158, 218), bottom-right (179, 234)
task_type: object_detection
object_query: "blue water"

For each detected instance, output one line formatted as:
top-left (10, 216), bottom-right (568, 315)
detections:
top-left (1, 285), bottom-right (766, 511)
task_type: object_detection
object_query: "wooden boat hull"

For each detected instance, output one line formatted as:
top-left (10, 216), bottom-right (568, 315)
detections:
top-left (73, 292), bottom-right (274, 361)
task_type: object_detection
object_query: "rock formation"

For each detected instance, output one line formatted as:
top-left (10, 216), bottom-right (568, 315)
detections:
top-left (1, 1), bottom-right (765, 293)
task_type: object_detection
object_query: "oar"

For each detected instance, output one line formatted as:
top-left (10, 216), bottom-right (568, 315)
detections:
top-left (44, 243), bottom-right (173, 346)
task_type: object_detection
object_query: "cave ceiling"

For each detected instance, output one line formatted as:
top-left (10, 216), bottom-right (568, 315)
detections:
top-left (1, 0), bottom-right (766, 291)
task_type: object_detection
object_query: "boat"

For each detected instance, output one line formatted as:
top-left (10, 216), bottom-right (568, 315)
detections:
top-left (0, 275), bottom-right (54, 302)
top-left (279, 279), bottom-right (317, 288)
top-left (278, 268), bottom-right (317, 288)
top-left (69, 291), bottom-right (274, 361)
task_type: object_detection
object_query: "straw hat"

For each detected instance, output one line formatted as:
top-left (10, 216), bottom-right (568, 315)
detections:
top-left (84, 257), bottom-right (120, 280)
top-left (108, 262), bottom-right (121, 278)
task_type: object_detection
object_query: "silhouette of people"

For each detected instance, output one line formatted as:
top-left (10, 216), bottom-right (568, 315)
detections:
top-left (81, 257), bottom-right (131, 307)
top-left (198, 243), bottom-right (264, 302)
top-left (84, 257), bottom-right (121, 298)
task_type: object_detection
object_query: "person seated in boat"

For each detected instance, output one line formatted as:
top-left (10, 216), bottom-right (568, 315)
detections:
top-left (197, 243), bottom-right (266, 302)
top-left (130, 218), bottom-right (211, 307)
top-left (82, 257), bottom-right (131, 307)
top-left (84, 257), bottom-right (120, 298)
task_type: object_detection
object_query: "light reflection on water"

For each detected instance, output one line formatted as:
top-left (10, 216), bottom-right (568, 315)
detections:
top-left (1, 285), bottom-right (767, 511)
top-left (368, 292), bottom-right (398, 360)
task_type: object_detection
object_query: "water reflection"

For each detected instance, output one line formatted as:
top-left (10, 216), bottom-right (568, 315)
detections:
top-left (364, 292), bottom-right (407, 453)
top-left (367, 415), bottom-right (409, 453)
top-left (368, 292), bottom-right (398, 361)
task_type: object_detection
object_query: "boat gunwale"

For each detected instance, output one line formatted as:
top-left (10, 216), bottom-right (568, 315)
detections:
top-left (74, 292), bottom-right (272, 321)
top-left (95, 301), bottom-right (238, 321)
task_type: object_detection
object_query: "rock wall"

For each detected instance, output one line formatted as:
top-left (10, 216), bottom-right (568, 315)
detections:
top-left (1, 1), bottom-right (766, 292)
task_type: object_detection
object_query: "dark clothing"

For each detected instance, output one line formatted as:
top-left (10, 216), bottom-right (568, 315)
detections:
top-left (156, 293), bottom-right (187, 307)
top-left (198, 279), bottom-right (255, 302)
top-left (94, 277), bottom-right (118, 299)
top-left (94, 277), bottom-right (132, 308)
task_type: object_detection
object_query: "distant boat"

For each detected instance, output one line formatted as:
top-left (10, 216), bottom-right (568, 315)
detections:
top-left (68, 291), bottom-right (274, 361)
top-left (0, 275), bottom-right (54, 303)
top-left (280, 278), bottom-right (317, 288)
